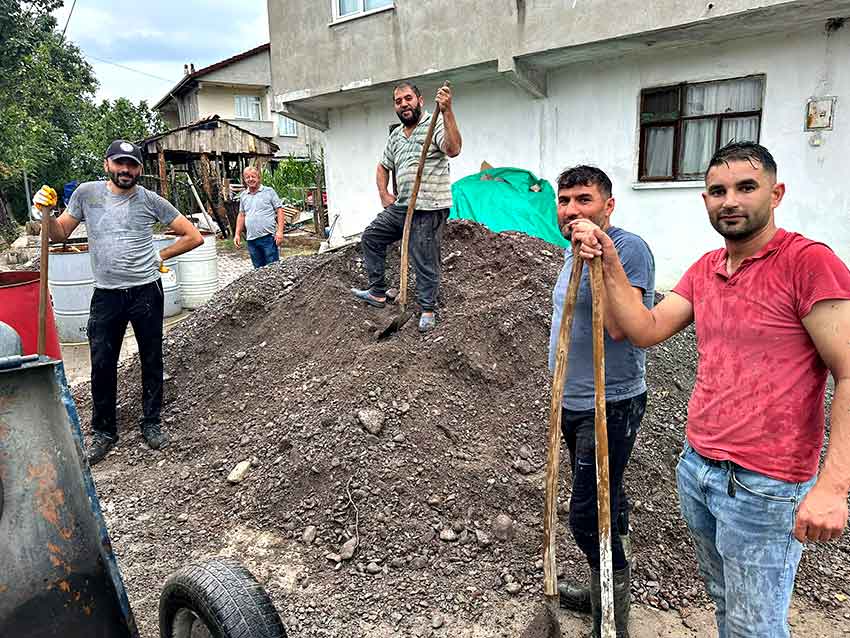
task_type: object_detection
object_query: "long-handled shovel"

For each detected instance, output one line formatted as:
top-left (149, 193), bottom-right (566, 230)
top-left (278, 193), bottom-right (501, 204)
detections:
top-left (589, 256), bottom-right (615, 637)
top-left (36, 199), bottom-right (51, 357)
top-left (377, 82), bottom-right (449, 340)
top-left (522, 250), bottom-right (614, 638)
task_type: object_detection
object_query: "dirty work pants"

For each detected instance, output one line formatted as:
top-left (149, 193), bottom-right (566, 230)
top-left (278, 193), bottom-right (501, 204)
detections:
top-left (360, 205), bottom-right (450, 312)
top-left (676, 442), bottom-right (816, 638)
top-left (247, 233), bottom-right (279, 269)
top-left (562, 392), bottom-right (646, 570)
top-left (88, 279), bottom-right (164, 440)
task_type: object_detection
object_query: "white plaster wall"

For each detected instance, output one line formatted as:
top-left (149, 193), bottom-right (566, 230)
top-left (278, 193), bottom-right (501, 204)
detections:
top-left (324, 24), bottom-right (850, 288)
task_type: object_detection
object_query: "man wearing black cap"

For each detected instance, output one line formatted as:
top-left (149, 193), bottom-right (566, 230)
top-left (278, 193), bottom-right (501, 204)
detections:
top-left (34, 139), bottom-right (203, 465)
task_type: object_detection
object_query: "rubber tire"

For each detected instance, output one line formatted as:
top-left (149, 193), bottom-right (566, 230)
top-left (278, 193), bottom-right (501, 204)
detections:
top-left (159, 558), bottom-right (287, 638)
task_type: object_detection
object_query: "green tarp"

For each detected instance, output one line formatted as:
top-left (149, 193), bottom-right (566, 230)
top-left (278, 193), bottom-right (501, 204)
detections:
top-left (449, 167), bottom-right (568, 248)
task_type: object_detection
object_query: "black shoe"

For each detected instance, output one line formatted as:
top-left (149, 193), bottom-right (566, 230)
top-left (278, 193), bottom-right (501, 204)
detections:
top-left (558, 578), bottom-right (592, 613)
top-left (141, 422), bottom-right (169, 450)
top-left (87, 433), bottom-right (117, 466)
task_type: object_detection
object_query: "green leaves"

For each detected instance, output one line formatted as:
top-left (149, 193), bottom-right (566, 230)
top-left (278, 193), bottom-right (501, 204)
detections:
top-left (0, 0), bottom-right (164, 222)
top-left (262, 156), bottom-right (320, 204)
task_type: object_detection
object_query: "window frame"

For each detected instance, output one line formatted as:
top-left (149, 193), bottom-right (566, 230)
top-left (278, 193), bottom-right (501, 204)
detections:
top-left (638, 75), bottom-right (765, 182)
top-left (330, 0), bottom-right (394, 24)
top-left (278, 114), bottom-right (298, 137)
top-left (234, 95), bottom-right (263, 121)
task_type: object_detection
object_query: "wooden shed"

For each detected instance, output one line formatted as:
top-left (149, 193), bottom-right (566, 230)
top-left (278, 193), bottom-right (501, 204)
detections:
top-left (138, 116), bottom-right (279, 237)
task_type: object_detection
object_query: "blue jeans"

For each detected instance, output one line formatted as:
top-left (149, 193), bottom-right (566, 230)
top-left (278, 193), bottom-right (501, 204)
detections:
top-left (676, 442), bottom-right (816, 638)
top-left (247, 234), bottom-right (279, 268)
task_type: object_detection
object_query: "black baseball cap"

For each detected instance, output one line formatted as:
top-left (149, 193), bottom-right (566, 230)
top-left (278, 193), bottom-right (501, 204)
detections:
top-left (105, 139), bottom-right (143, 165)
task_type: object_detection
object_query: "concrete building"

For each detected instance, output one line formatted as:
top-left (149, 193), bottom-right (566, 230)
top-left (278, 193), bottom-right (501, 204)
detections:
top-left (268, 0), bottom-right (850, 287)
top-left (154, 44), bottom-right (315, 159)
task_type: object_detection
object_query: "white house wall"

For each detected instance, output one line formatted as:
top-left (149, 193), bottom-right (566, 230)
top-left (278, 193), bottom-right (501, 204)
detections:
top-left (324, 24), bottom-right (849, 288)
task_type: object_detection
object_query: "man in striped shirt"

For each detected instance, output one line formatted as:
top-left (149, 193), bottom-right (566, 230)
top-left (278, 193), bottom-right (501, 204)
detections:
top-left (351, 81), bottom-right (462, 332)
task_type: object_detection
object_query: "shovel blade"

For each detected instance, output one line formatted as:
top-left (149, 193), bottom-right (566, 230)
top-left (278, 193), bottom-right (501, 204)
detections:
top-left (519, 604), bottom-right (560, 638)
top-left (376, 308), bottom-right (415, 341)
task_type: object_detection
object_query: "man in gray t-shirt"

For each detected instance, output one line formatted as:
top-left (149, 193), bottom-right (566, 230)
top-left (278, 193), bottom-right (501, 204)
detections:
top-left (547, 166), bottom-right (654, 635)
top-left (35, 139), bottom-right (203, 466)
top-left (234, 166), bottom-right (284, 268)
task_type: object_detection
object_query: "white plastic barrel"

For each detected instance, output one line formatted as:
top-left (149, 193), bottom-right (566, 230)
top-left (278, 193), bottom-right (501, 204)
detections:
top-left (177, 231), bottom-right (218, 309)
top-left (154, 235), bottom-right (182, 317)
top-left (48, 242), bottom-right (94, 343)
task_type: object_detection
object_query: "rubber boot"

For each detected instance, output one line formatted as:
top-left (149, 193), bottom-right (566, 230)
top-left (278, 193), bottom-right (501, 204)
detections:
top-left (589, 569), bottom-right (601, 638)
top-left (559, 534), bottom-right (630, 614)
top-left (588, 566), bottom-right (631, 638)
top-left (613, 565), bottom-right (631, 638)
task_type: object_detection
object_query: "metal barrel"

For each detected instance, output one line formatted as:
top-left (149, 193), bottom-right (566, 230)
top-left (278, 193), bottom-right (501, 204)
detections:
top-left (47, 241), bottom-right (94, 343)
top-left (176, 231), bottom-right (218, 309)
top-left (153, 235), bottom-right (182, 318)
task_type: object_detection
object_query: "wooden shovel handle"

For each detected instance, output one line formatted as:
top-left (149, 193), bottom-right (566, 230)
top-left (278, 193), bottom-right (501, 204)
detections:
top-left (590, 256), bottom-right (615, 636)
top-left (37, 208), bottom-right (50, 356)
top-left (398, 81), bottom-right (450, 309)
top-left (542, 244), bottom-right (584, 598)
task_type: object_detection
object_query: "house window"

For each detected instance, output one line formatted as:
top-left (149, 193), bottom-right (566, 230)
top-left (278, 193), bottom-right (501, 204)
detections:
top-left (278, 115), bottom-right (298, 137)
top-left (335, 0), bottom-right (392, 19)
top-left (639, 75), bottom-right (764, 181)
top-left (234, 95), bottom-right (262, 120)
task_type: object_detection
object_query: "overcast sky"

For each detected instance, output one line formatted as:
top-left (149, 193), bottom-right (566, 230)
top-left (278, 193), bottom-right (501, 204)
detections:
top-left (53, 0), bottom-right (270, 105)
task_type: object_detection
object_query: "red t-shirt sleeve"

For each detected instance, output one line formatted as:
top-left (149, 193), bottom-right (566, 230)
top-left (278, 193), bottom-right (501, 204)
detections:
top-left (672, 259), bottom-right (700, 303)
top-left (793, 243), bottom-right (850, 318)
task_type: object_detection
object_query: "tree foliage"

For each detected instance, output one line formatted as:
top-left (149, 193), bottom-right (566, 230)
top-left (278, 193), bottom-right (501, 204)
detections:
top-left (262, 156), bottom-right (320, 204)
top-left (0, 1), bottom-right (166, 225)
top-left (70, 98), bottom-right (165, 179)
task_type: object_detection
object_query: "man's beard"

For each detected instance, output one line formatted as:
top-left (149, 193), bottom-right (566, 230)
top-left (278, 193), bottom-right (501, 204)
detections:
top-left (109, 170), bottom-right (138, 189)
top-left (710, 210), bottom-right (769, 240)
top-left (397, 104), bottom-right (422, 126)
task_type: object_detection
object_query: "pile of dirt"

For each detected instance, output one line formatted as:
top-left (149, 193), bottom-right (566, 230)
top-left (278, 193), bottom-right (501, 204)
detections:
top-left (74, 220), bottom-right (850, 638)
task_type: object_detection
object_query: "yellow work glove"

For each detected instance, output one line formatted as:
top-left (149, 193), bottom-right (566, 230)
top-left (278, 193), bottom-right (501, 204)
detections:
top-left (33, 185), bottom-right (58, 209)
top-left (158, 261), bottom-right (170, 273)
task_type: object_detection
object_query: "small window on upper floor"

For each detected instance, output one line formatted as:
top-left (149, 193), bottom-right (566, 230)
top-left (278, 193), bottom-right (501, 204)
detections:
top-left (334, 0), bottom-right (393, 21)
top-left (278, 114), bottom-right (298, 137)
top-left (234, 95), bottom-right (262, 121)
top-left (638, 75), bottom-right (764, 182)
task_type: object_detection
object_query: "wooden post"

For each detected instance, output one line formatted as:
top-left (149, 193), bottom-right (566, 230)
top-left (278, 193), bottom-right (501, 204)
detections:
top-left (316, 158), bottom-right (327, 235)
top-left (157, 142), bottom-right (169, 200)
top-left (200, 153), bottom-right (230, 238)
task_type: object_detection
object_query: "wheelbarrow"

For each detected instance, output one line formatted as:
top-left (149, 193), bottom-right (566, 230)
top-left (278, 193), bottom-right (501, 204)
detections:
top-left (0, 322), bottom-right (287, 638)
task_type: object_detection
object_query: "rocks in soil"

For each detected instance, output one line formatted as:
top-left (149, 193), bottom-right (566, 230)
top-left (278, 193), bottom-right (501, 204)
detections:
top-left (492, 514), bottom-right (516, 541)
top-left (226, 460), bottom-right (251, 483)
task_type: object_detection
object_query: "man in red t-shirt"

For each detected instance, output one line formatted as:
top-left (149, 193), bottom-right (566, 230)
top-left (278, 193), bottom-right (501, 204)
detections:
top-left (570, 142), bottom-right (850, 638)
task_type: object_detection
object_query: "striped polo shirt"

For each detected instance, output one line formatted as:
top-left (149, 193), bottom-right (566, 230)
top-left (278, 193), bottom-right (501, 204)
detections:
top-left (380, 110), bottom-right (452, 210)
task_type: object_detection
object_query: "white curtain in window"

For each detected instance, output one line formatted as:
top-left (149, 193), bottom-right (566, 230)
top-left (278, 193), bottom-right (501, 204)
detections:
top-left (645, 127), bottom-right (674, 177)
top-left (278, 115), bottom-right (297, 137)
top-left (364, 0), bottom-right (392, 9)
top-left (684, 77), bottom-right (763, 116)
top-left (680, 119), bottom-right (717, 176)
top-left (338, 0), bottom-right (359, 15)
top-left (236, 96), bottom-right (261, 120)
top-left (721, 116), bottom-right (759, 146)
